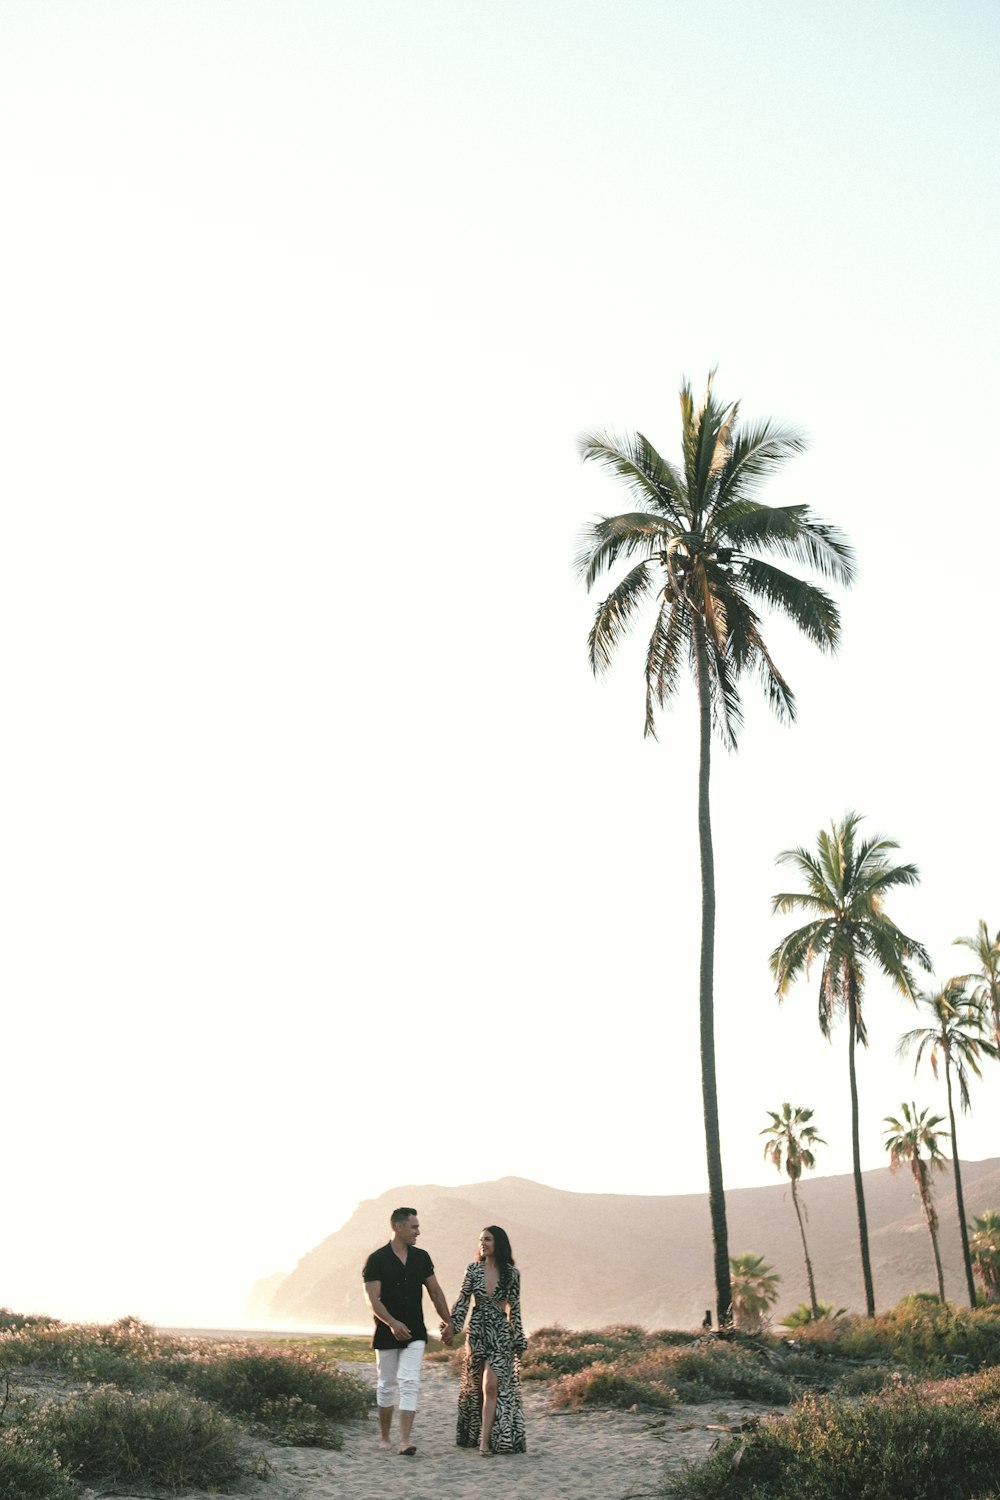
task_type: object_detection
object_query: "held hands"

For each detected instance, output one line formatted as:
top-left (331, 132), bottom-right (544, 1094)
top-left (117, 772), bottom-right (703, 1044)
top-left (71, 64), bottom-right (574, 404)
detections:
top-left (439, 1319), bottom-right (455, 1347)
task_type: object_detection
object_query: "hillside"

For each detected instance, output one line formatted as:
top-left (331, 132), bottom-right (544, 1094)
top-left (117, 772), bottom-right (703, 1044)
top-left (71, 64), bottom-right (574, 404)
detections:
top-left (261, 1161), bottom-right (1000, 1330)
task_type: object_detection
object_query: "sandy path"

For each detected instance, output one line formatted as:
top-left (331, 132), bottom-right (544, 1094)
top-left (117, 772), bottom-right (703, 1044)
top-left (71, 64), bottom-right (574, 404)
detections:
top-left (255, 1360), bottom-right (763, 1500)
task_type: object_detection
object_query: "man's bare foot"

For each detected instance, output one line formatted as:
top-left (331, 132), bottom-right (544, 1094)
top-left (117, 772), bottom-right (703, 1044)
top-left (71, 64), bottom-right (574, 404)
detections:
top-left (379, 1437), bottom-right (392, 1452)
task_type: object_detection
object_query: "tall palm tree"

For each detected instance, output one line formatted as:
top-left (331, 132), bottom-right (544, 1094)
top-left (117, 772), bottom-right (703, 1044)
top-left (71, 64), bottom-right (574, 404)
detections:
top-left (578, 375), bottom-right (854, 1326)
top-left (771, 812), bottom-right (929, 1316)
top-left (883, 1102), bottom-right (949, 1303)
top-left (761, 1103), bottom-right (826, 1316)
top-left (729, 1252), bottom-right (781, 1331)
top-left (954, 921), bottom-right (1000, 1046)
top-left (969, 1210), bottom-right (1000, 1302)
top-left (898, 980), bottom-right (998, 1308)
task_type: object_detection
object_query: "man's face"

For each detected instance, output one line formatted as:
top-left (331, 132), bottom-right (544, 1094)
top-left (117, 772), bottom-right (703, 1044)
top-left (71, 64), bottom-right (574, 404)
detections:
top-left (395, 1215), bottom-right (420, 1246)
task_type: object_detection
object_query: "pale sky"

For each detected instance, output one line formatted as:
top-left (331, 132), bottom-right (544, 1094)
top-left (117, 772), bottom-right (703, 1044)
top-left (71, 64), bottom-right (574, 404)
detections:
top-left (2, 0), bottom-right (998, 1327)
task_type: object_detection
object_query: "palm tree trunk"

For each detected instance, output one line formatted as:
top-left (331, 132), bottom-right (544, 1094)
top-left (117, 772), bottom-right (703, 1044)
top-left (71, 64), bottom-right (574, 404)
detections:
top-left (916, 1164), bottom-right (946, 1302)
top-left (945, 1058), bottom-right (978, 1308)
top-left (790, 1177), bottom-right (819, 1316)
top-left (692, 613), bottom-right (731, 1328)
top-left (929, 1217), bottom-right (946, 1303)
top-left (848, 1003), bottom-right (876, 1316)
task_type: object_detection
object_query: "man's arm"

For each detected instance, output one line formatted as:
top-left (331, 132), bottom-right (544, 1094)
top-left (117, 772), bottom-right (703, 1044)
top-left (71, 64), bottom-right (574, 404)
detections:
top-left (363, 1280), bottom-right (411, 1342)
top-left (425, 1274), bottom-right (454, 1342)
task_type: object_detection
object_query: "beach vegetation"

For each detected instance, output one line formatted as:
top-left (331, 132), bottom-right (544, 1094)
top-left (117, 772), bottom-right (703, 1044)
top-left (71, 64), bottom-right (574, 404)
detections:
top-left (523, 1301), bottom-right (1000, 1417)
top-left (0, 1430), bottom-right (75, 1500)
top-left (524, 1327), bottom-right (795, 1407)
top-left (770, 812), bottom-right (930, 1316)
top-left (790, 1294), bottom-right (1000, 1374)
top-left (25, 1385), bottom-right (247, 1491)
top-left (173, 1342), bottom-right (370, 1443)
top-left (761, 1104), bottom-right (825, 1317)
top-left (577, 374), bottom-right (855, 1327)
top-left (0, 1313), bottom-right (372, 1483)
top-left (660, 1370), bottom-right (1000, 1500)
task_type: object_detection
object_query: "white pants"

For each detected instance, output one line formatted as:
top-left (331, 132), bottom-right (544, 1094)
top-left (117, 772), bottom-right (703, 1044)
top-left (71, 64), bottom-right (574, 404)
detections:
top-left (375, 1340), bottom-right (425, 1412)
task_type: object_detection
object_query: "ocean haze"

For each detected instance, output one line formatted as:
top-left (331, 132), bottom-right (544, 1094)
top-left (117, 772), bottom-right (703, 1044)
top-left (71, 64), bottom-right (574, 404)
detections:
top-left (258, 1166), bottom-right (1000, 1331)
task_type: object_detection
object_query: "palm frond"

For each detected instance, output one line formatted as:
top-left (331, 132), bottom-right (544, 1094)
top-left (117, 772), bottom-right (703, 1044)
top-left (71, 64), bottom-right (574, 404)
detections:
top-left (770, 920), bottom-right (832, 994)
top-left (718, 501), bottom-right (856, 586)
top-left (739, 559), bottom-right (842, 651)
top-left (577, 430), bottom-right (688, 523)
top-left (862, 915), bottom-right (929, 996)
top-left (712, 578), bottom-right (760, 677)
top-left (587, 560), bottom-right (657, 675)
top-left (693, 396), bottom-right (737, 507)
top-left (643, 598), bottom-right (687, 739)
top-left (707, 641), bottom-right (744, 751)
top-left (752, 630), bottom-right (796, 724)
top-left (714, 418), bottom-right (809, 508)
top-left (575, 511), bottom-right (674, 590)
top-left (771, 890), bottom-right (834, 917)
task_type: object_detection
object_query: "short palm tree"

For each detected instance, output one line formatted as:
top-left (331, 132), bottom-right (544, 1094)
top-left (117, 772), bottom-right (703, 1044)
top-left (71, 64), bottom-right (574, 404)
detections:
top-left (771, 812), bottom-right (929, 1316)
top-left (780, 1301), bottom-right (846, 1330)
top-left (761, 1103), bottom-right (825, 1316)
top-left (578, 374), bottom-right (854, 1326)
top-left (884, 1102), bottom-right (949, 1302)
top-left (729, 1252), bottom-right (781, 1331)
top-left (969, 1210), bottom-right (1000, 1302)
top-left (898, 980), bottom-right (997, 1308)
top-left (954, 921), bottom-right (1000, 1046)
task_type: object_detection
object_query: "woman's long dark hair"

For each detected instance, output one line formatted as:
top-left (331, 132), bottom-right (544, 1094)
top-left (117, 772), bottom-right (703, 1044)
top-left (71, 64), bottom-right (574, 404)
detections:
top-left (481, 1225), bottom-right (515, 1289)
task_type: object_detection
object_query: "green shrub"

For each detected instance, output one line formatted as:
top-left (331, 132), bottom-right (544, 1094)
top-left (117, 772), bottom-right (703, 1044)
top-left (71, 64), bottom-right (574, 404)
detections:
top-left (791, 1298), bottom-right (1000, 1376)
top-left (522, 1326), bottom-right (668, 1380)
top-left (0, 1431), bottom-right (74, 1500)
top-left (252, 1394), bottom-right (344, 1447)
top-left (663, 1375), bottom-right (1000, 1500)
top-left (0, 1318), bottom-right (164, 1387)
top-left (287, 1334), bottom-right (379, 1364)
top-left (176, 1345), bottom-right (371, 1424)
top-left (26, 1385), bottom-right (246, 1490)
top-left (527, 1329), bottom-right (794, 1409)
top-left (550, 1362), bottom-right (676, 1411)
top-left (662, 1342), bottom-right (793, 1405)
top-left (0, 1312), bottom-right (59, 1335)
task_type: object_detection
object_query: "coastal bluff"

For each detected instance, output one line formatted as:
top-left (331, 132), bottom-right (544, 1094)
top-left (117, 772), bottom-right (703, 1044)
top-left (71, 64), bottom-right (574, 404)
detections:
top-left (259, 1163), bottom-right (1000, 1330)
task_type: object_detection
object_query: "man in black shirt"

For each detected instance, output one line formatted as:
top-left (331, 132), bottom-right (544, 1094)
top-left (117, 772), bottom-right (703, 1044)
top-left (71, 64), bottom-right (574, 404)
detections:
top-left (362, 1206), bottom-right (454, 1456)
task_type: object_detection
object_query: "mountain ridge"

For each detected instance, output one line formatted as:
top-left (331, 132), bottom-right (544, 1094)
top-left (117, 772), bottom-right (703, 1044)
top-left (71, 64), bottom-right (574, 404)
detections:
top-left (259, 1160), bottom-right (1000, 1330)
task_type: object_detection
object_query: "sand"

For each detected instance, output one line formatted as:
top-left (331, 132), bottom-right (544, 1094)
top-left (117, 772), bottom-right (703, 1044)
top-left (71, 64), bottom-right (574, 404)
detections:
top-left (109, 1357), bottom-right (767, 1500)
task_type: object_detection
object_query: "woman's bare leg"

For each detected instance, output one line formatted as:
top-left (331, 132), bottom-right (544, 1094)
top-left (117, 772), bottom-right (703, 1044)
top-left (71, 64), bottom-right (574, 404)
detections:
top-left (479, 1363), bottom-right (498, 1454)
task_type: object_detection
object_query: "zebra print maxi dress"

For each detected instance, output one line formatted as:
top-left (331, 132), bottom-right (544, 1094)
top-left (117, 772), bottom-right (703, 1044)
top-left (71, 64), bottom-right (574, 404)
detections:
top-left (450, 1261), bottom-right (528, 1453)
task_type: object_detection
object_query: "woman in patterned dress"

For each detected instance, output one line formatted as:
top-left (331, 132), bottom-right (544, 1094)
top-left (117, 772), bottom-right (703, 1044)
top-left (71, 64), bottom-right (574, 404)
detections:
top-left (448, 1225), bottom-right (527, 1455)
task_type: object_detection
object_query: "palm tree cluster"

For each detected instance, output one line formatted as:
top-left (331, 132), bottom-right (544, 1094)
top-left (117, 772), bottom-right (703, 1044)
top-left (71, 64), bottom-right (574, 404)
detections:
top-left (770, 818), bottom-right (998, 1313)
top-left (576, 375), bottom-right (999, 1324)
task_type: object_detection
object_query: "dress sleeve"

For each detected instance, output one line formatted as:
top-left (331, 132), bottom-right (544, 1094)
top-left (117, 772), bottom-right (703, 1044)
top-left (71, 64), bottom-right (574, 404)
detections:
top-left (507, 1266), bottom-right (527, 1353)
top-left (450, 1264), bottom-right (476, 1335)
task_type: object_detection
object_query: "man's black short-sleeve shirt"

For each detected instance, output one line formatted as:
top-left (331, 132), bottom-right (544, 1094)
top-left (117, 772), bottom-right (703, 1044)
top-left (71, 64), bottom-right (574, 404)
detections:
top-left (362, 1243), bottom-right (435, 1349)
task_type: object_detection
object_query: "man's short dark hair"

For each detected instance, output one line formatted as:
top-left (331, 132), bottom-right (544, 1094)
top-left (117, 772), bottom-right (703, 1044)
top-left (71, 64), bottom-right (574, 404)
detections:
top-left (391, 1206), bottom-right (418, 1226)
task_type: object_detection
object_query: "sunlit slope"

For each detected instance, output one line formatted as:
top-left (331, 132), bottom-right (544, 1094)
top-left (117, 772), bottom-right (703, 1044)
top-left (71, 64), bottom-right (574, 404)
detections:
top-left (265, 1164), bottom-right (1000, 1330)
